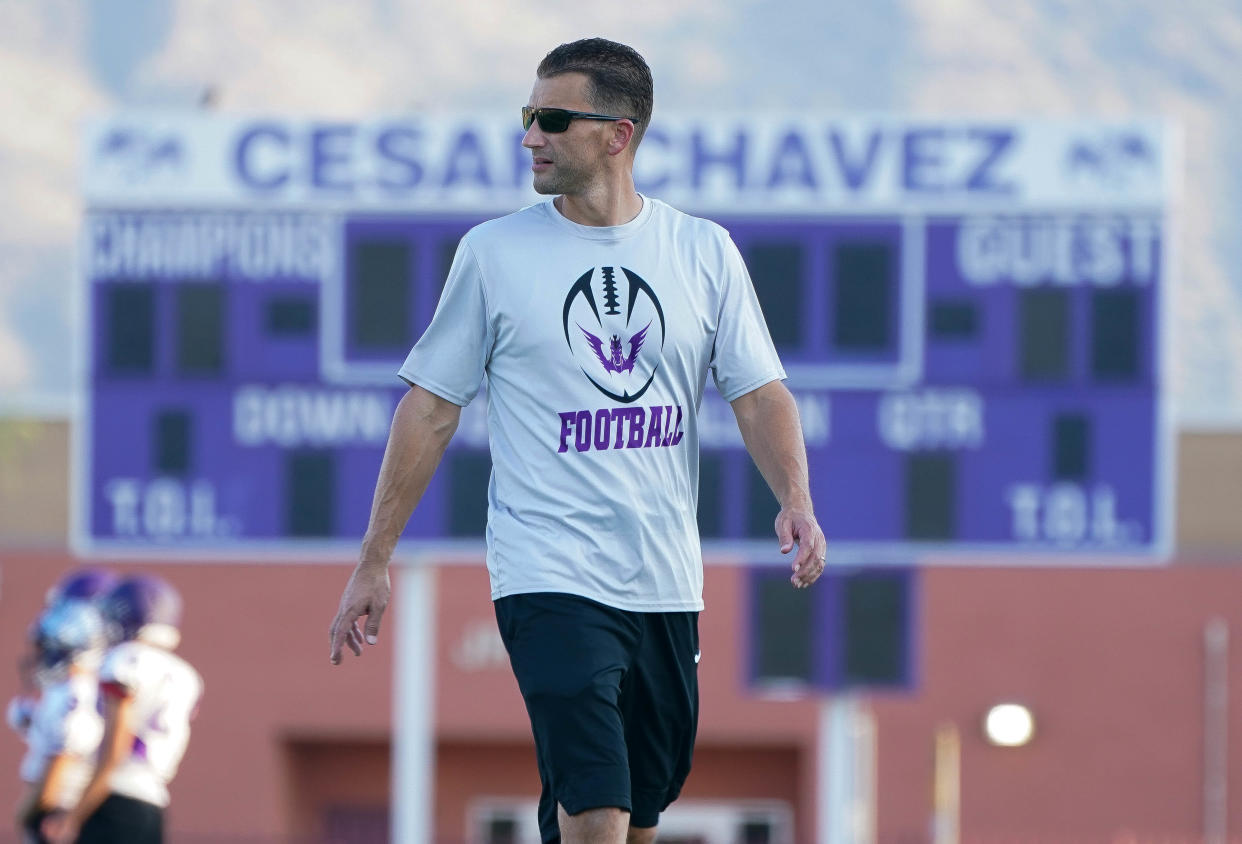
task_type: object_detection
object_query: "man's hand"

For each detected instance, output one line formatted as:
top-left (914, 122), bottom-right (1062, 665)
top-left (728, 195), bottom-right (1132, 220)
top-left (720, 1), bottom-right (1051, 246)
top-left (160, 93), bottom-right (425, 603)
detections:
top-left (42, 811), bottom-right (74, 844)
top-left (729, 381), bottom-right (826, 589)
top-left (776, 506), bottom-right (826, 589)
top-left (329, 560), bottom-right (391, 664)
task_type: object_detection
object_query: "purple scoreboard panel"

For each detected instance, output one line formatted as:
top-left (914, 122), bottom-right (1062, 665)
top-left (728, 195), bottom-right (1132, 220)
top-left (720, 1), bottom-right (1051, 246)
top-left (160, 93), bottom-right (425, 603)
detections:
top-left (75, 114), bottom-right (1175, 561)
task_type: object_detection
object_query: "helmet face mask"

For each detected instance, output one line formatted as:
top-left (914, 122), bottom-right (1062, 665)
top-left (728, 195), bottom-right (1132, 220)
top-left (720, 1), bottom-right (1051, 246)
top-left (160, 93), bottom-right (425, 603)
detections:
top-left (33, 600), bottom-right (108, 682)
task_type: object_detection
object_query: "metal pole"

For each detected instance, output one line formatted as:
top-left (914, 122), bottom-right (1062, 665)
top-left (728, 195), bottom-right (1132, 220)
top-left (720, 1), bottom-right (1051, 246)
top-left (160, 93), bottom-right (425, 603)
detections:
top-left (818, 696), bottom-right (843, 844)
top-left (931, 723), bottom-right (960, 844)
top-left (852, 700), bottom-right (877, 844)
top-left (818, 695), bottom-right (877, 844)
top-left (392, 558), bottom-right (436, 844)
top-left (1204, 617), bottom-right (1228, 844)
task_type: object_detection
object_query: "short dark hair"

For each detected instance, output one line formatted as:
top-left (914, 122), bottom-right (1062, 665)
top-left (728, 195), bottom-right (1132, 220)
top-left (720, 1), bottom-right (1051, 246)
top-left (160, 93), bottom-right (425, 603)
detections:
top-left (537, 38), bottom-right (653, 148)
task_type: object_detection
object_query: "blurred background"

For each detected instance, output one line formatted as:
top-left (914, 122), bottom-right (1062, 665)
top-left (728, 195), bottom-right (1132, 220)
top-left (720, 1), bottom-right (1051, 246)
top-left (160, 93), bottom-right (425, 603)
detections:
top-left (3, 1), bottom-right (1242, 842)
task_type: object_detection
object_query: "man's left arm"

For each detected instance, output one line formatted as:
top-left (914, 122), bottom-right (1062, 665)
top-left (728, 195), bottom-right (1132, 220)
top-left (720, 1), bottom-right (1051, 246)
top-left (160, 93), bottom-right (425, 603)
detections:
top-left (730, 380), bottom-right (826, 588)
top-left (45, 694), bottom-right (134, 844)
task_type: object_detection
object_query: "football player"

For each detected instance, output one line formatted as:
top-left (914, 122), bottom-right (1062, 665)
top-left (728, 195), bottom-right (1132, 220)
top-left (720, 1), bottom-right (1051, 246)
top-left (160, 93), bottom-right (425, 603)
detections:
top-left (10, 568), bottom-right (118, 843)
top-left (46, 575), bottom-right (203, 844)
top-left (14, 600), bottom-right (109, 844)
top-left (7, 569), bottom-right (117, 744)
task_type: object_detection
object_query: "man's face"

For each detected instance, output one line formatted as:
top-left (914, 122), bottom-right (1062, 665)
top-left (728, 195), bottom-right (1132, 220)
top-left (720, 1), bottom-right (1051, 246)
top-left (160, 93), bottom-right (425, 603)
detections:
top-left (522, 72), bottom-right (613, 196)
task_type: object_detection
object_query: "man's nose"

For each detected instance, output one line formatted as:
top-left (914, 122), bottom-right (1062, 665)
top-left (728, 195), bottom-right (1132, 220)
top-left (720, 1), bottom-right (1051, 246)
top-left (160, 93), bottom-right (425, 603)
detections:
top-left (522, 122), bottom-right (546, 149)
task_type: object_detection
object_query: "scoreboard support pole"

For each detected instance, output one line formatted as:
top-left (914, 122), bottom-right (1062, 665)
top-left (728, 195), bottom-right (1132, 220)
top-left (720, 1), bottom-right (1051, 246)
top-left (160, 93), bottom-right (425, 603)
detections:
top-left (392, 557), bottom-right (437, 844)
top-left (1203, 617), bottom-right (1228, 844)
top-left (818, 694), bottom-right (877, 844)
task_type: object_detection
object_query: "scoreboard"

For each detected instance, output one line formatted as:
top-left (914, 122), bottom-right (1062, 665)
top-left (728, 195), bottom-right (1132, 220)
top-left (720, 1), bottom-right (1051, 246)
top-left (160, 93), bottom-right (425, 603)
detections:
top-left (74, 114), bottom-right (1175, 561)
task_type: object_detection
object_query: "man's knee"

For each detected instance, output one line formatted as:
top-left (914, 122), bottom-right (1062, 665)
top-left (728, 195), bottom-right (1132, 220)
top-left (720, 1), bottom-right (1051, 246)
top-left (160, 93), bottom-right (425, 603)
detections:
top-left (627, 825), bottom-right (658, 844)
top-left (558, 804), bottom-right (629, 842)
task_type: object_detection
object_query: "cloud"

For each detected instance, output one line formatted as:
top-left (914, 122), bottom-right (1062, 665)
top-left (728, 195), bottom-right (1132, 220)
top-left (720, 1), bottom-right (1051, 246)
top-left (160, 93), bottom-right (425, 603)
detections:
top-left (135, 0), bottom-right (736, 114)
top-left (0, 2), bottom-right (106, 245)
top-left (0, 2), bottom-right (106, 400)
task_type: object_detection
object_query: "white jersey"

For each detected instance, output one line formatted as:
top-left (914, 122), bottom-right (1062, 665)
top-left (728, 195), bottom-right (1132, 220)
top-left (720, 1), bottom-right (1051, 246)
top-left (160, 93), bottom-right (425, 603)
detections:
top-left (98, 641), bottom-right (203, 808)
top-left (18, 672), bottom-right (104, 809)
top-left (400, 197), bottom-right (785, 611)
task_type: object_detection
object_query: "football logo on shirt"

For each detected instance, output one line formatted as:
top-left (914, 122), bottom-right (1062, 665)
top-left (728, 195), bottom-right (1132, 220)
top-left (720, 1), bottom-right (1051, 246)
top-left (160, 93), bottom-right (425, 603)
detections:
top-left (563, 266), bottom-right (666, 403)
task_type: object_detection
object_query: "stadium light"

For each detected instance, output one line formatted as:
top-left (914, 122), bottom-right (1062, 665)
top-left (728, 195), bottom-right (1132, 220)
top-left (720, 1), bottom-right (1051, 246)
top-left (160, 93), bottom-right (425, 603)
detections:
top-left (983, 703), bottom-right (1035, 747)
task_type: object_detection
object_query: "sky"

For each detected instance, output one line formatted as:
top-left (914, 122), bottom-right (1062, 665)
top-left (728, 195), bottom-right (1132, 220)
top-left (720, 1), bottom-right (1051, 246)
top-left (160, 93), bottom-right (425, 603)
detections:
top-left (2, 0), bottom-right (1241, 424)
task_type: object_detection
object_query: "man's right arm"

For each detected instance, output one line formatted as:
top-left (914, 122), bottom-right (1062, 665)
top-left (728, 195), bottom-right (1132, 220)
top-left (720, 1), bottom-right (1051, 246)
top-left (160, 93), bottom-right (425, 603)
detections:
top-left (328, 384), bottom-right (462, 664)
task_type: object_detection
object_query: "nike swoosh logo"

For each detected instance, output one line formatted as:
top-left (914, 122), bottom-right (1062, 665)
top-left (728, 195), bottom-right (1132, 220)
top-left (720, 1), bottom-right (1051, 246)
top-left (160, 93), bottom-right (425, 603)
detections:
top-left (694, 650), bottom-right (702, 664)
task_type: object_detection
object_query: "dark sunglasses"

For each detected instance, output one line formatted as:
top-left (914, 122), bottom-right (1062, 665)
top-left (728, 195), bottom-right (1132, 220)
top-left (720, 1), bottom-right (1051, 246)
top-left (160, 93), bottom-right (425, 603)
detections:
top-left (521, 106), bottom-right (634, 133)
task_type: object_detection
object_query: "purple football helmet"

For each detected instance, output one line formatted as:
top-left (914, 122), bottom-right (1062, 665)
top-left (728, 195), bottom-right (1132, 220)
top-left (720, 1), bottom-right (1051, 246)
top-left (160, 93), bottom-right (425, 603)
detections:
top-left (45, 567), bottom-right (118, 607)
top-left (99, 575), bottom-right (183, 645)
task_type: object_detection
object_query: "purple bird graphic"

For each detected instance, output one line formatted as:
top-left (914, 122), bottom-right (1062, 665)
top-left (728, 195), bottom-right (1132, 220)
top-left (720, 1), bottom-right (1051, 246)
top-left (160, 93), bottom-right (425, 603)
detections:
top-left (579, 322), bottom-right (650, 375)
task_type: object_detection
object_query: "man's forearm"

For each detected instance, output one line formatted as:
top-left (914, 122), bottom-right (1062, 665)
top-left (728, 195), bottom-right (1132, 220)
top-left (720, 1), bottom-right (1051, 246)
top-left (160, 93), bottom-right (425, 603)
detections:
top-left (65, 757), bottom-right (115, 831)
top-left (35, 753), bottom-right (69, 811)
top-left (64, 698), bottom-right (132, 832)
top-left (731, 381), bottom-right (812, 511)
top-left (359, 385), bottom-right (462, 564)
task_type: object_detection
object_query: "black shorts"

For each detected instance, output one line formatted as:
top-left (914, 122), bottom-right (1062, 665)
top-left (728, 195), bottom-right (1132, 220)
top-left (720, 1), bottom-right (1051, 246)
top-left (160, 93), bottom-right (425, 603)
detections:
top-left (495, 592), bottom-right (699, 840)
top-left (77, 794), bottom-right (164, 844)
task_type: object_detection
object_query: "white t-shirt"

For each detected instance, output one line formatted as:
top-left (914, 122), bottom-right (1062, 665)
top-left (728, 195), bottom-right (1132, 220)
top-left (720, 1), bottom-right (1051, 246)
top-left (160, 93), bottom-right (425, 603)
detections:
top-left (99, 641), bottom-right (203, 808)
top-left (19, 672), bottom-right (104, 809)
top-left (400, 197), bottom-right (785, 611)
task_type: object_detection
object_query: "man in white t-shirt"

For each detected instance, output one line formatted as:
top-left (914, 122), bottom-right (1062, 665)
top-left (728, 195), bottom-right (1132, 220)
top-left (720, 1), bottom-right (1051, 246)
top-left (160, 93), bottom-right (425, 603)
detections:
top-left (329, 37), bottom-right (826, 844)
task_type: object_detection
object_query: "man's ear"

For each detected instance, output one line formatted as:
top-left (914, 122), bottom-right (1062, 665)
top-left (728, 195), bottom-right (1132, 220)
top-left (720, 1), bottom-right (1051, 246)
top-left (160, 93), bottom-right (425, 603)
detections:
top-left (607, 119), bottom-right (637, 157)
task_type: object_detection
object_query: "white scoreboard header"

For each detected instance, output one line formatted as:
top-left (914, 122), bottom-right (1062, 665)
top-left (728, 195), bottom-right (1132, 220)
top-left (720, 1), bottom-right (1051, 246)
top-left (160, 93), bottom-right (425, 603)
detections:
top-left (83, 112), bottom-right (1175, 212)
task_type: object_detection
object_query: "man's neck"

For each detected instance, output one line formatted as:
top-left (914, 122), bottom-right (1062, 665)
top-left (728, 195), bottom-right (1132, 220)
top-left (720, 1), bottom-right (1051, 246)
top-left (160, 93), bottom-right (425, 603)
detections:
top-left (555, 181), bottom-right (643, 227)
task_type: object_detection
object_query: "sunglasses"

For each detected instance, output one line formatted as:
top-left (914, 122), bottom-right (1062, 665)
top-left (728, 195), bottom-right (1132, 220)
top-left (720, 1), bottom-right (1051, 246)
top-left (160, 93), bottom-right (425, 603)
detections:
top-left (521, 106), bottom-right (634, 133)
